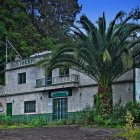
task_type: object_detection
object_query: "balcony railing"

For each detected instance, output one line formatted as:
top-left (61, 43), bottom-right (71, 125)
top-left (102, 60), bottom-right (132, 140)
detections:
top-left (36, 74), bottom-right (79, 87)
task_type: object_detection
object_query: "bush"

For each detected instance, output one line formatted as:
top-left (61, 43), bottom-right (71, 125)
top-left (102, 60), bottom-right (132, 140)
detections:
top-left (125, 101), bottom-right (140, 123)
top-left (29, 118), bottom-right (45, 127)
top-left (125, 110), bottom-right (139, 140)
top-left (0, 113), bottom-right (6, 124)
top-left (94, 114), bottom-right (104, 125)
top-left (56, 119), bottom-right (68, 126)
top-left (76, 106), bottom-right (94, 125)
top-left (2, 116), bottom-right (13, 125)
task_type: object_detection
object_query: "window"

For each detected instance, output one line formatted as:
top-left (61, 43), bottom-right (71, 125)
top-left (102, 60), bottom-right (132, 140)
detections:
top-left (59, 68), bottom-right (69, 77)
top-left (18, 72), bottom-right (26, 84)
top-left (24, 101), bottom-right (36, 113)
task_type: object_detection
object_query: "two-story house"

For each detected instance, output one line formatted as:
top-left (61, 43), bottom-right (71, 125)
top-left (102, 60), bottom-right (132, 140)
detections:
top-left (0, 51), bottom-right (140, 121)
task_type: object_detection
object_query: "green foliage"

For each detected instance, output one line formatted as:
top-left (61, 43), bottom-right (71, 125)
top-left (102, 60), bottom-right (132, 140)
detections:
top-left (122, 52), bottom-right (133, 70)
top-left (29, 118), bottom-right (45, 127)
top-left (125, 101), bottom-right (140, 123)
top-left (2, 116), bottom-right (13, 126)
top-left (94, 115), bottom-right (104, 125)
top-left (0, 113), bottom-right (5, 123)
top-left (114, 111), bottom-right (140, 139)
top-left (123, 111), bottom-right (139, 140)
top-left (76, 106), bottom-right (95, 125)
top-left (94, 94), bottom-right (101, 113)
top-left (56, 119), bottom-right (68, 126)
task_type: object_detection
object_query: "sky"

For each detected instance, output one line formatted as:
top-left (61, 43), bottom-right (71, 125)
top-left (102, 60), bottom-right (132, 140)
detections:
top-left (76, 0), bottom-right (140, 26)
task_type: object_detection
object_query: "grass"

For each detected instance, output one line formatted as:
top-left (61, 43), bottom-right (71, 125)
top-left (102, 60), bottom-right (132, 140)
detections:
top-left (0, 124), bottom-right (34, 129)
top-left (114, 128), bottom-right (140, 140)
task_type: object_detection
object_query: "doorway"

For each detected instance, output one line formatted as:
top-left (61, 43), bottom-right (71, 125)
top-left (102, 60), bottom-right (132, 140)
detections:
top-left (53, 98), bottom-right (67, 120)
top-left (7, 103), bottom-right (12, 117)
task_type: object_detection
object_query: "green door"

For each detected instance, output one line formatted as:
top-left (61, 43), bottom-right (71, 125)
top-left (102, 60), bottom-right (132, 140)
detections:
top-left (7, 103), bottom-right (12, 117)
top-left (53, 98), bottom-right (67, 120)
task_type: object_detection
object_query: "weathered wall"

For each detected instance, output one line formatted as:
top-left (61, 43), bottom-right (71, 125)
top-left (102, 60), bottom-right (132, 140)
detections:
top-left (112, 82), bottom-right (134, 105)
top-left (5, 66), bottom-right (45, 94)
top-left (68, 87), bottom-right (97, 112)
top-left (0, 92), bottom-right (53, 115)
top-left (135, 68), bottom-right (140, 102)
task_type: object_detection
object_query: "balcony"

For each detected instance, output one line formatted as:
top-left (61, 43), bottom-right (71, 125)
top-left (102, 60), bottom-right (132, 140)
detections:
top-left (36, 74), bottom-right (79, 88)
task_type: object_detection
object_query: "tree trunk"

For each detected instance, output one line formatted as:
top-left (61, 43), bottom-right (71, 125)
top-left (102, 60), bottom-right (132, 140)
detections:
top-left (97, 84), bottom-right (113, 115)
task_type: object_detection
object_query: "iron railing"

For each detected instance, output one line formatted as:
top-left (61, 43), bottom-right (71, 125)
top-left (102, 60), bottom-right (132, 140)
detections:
top-left (36, 74), bottom-right (79, 87)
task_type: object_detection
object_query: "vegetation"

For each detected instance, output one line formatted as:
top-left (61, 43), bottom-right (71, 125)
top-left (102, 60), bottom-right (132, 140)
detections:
top-left (114, 111), bottom-right (140, 140)
top-left (0, 0), bottom-right (82, 84)
top-left (0, 100), bottom-right (139, 136)
top-left (40, 11), bottom-right (140, 115)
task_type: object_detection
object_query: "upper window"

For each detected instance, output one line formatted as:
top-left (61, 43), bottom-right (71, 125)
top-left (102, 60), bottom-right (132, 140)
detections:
top-left (59, 68), bottom-right (69, 77)
top-left (24, 101), bottom-right (36, 113)
top-left (18, 72), bottom-right (26, 84)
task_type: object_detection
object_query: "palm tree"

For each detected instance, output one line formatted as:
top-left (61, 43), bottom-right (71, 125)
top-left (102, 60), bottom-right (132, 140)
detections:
top-left (39, 11), bottom-right (140, 115)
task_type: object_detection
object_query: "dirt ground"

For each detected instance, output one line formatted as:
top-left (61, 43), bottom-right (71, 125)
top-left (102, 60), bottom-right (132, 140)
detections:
top-left (0, 126), bottom-right (126, 140)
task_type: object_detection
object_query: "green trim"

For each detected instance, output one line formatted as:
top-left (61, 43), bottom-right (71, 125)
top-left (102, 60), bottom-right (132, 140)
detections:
top-left (51, 91), bottom-right (69, 98)
top-left (12, 112), bottom-right (77, 123)
top-left (133, 68), bottom-right (136, 101)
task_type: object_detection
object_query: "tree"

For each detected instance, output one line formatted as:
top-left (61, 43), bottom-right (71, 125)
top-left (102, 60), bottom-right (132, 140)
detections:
top-left (0, 0), bottom-right (81, 84)
top-left (19, 0), bottom-right (82, 43)
top-left (129, 6), bottom-right (140, 21)
top-left (39, 11), bottom-right (140, 115)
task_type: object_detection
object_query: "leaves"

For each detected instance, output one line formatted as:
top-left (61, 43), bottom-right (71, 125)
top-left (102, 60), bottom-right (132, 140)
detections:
top-left (122, 52), bottom-right (133, 71)
top-left (39, 11), bottom-right (140, 85)
top-left (103, 49), bottom-right (112, 63)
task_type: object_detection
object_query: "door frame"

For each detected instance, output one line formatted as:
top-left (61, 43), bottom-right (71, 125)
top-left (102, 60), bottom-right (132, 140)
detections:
top-left (53, 98), bottom-right (68, 120)
top-left (6, 103), bottom-right (12, 117)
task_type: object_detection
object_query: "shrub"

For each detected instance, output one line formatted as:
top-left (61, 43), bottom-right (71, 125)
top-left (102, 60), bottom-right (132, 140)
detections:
top-left (23, 117), bottom-right (28, 125)
top-left (125, 101), bottom-right (140, 123)
top-left (125, 110), bottom-right (139, 140)
top-left (56, 120), bottom-right (63, 126)
top-left (0, 113), bottom-right (6, 124)
top-left (107, 97), bottom-right (126, 125)
top-left (76, 106), bottom-right (94, 125)
top-left (94, 114), bottom-right (104, 125)
top-left (56, 119), bottom-right (68, 126)
top-left (2, 116), bottom-right (13, 125)
top-left (29, 118), bottom-right (45, 127)
top-left (71, 117), bottom-right (76, 124)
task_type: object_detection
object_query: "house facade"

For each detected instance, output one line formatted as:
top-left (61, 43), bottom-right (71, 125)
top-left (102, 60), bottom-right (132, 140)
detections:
top-left (0, 53), bottom-right (140, 121)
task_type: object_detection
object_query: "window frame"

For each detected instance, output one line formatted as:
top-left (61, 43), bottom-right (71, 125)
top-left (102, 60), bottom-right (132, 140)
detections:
top-left (59, 68), bottom-right (69, 77)
top-left (24, 100), bottom-right (36, 113)
top-left (18, 72), bottom-right (26, 84)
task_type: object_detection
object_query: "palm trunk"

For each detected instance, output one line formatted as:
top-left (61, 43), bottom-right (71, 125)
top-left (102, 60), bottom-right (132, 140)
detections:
top-left (97, 84), bottom-right (113, 115)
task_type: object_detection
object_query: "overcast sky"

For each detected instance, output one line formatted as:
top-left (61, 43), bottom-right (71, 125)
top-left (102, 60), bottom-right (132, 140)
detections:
top-left (76, 0), bottom-right (140, 26)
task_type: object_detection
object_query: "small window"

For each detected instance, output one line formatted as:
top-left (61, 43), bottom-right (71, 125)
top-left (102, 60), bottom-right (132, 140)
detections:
top-left (24, 101), bottom-right (36, 113)
top-left (18, 72), bottom-right (26, 84)
top-left (59, 68), bottom-right (69, 77)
